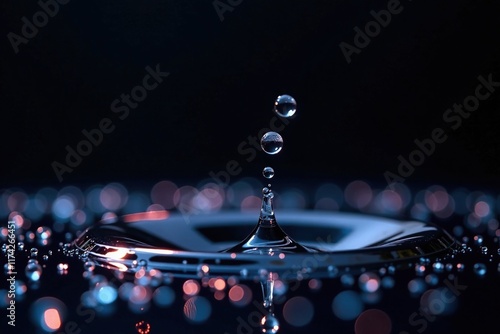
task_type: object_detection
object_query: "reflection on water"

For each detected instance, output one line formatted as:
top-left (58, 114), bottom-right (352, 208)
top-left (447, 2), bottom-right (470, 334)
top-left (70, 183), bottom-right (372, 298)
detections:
top-left (1, 180), bottom-right (500, 333)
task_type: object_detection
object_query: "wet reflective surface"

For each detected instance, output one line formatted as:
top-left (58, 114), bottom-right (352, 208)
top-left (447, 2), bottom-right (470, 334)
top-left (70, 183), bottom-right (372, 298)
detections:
top-left (2, 180), bottom-right (500, 334)
top-left (68, 210), bottom-right (458, 279)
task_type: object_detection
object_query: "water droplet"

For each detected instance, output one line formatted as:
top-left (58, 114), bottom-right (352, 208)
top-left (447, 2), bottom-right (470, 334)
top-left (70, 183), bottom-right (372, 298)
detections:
top-left (481, 246), bottom-right (488, 254)
top-left (262, 167), bottom-right (275, 179)
top-left (261, 131), bottom-right (283, 155)
top-left (260, 271), bottom-right (274, 310)
top-left (273, 94), bottom-right (297, 118)
top-left (473, 263), bottom-right (487, 276)
top-left (261, 313), bottom-right (280, 333)
top-left (42, 255), bottom-right (49, 261)
top-left (30, 247), bottom-right (38, 258)
top-left (17, 242), bottom-right (24, 251)
top-left (25, 260), bottom-right (42, 281)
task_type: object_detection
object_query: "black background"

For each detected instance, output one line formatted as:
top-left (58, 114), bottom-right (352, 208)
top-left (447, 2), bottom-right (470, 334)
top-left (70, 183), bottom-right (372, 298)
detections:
top-left (1, 0), bottom-right (500, 191)
top-left (2, 1), bottom-right (500, 334)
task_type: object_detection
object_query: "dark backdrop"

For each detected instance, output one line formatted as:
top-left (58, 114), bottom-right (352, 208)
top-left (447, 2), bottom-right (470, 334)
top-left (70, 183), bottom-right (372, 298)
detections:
top-left (2, 0), bottom-right (500, 191)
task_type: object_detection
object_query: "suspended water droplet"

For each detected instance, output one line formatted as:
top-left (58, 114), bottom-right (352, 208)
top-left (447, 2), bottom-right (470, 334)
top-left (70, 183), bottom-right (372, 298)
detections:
top-left (473, 235), bottom-right (483, 245)
top-left (481, 246), bottom-right (488, 254)
top-left (261, 313), bottom-right (280, 334)
top-left (262, 167), bottom-right (275, 179)
top-left (261, 131), bottom-right (283, 155)
top-left (17, 242), bottom-right (24, 251)
top-left (42, 255), bottom-right (49, 261)
top-left (473, 263), bottom-right (487, 276)
top-left (25, 260), bottom-right (42, 281)
top-left (273, 94), bottom-right (297, 118)
top-left (30, 247), bottom-right (38, 258)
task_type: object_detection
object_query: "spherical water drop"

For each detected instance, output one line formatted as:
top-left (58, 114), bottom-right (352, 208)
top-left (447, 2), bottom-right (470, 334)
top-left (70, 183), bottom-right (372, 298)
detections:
top-left (42, 255), bottom-right (49, 261)
top-left (261, 132), bottom-right (283, 155)
top-left (261, 313), bottom-right (280, 333)
top-left (25, 261), bottom-right (42, 281)
top-left (18, 242), bottom-right (24, 251)
top-left (273, 94), bottom-right (297, 118)
top-left (30, 248), bottom-right (38, 258)
top-left (262, 167), bottom-right (275, 179)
